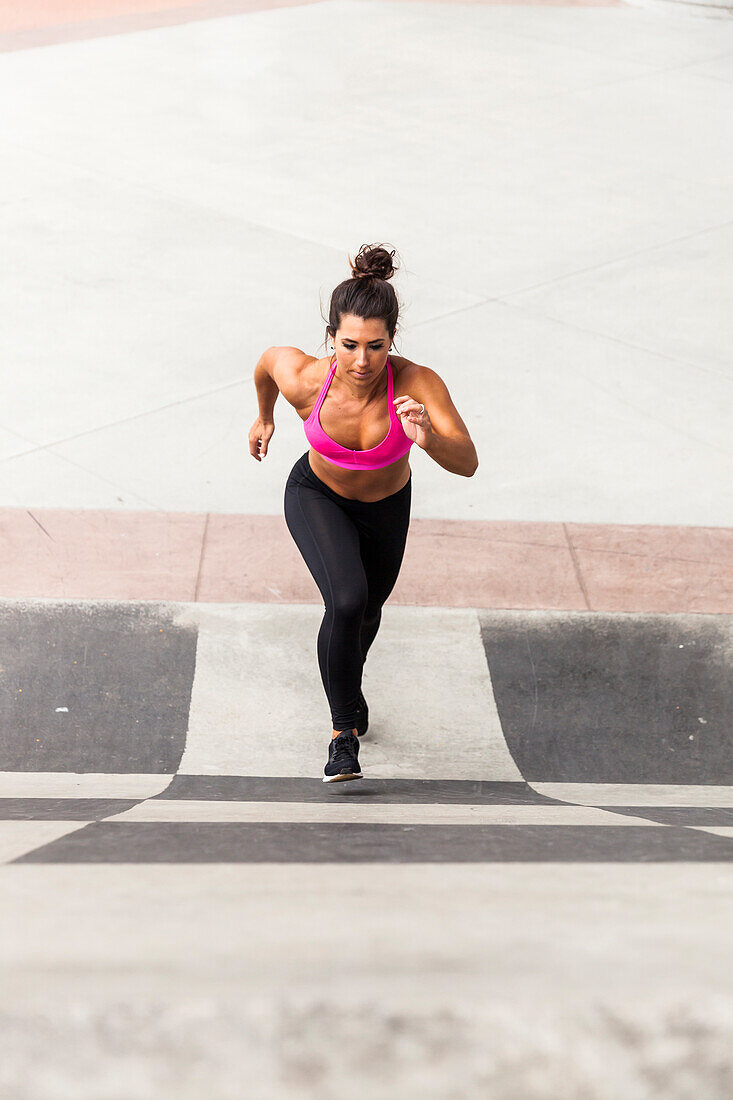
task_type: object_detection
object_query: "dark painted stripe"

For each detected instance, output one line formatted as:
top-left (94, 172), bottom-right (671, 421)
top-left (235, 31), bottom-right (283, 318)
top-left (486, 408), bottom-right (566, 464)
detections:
top-left (0, 798), bottom-right (142, 820)
top-left (158, 777), bottom-right (562, 804)
top-left (599, 806), bottom-right (733, 825)
top-left (11, 823), bottom-right (733, 863)
top-left (478, 611), bottom-right (733, 785)
top-left (0, 603), bottom-right (197, 773)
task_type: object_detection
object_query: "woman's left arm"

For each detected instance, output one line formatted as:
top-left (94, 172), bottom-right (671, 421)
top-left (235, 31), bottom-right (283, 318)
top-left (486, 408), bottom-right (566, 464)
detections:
top-left (393, 366), bottom-right (479, 477)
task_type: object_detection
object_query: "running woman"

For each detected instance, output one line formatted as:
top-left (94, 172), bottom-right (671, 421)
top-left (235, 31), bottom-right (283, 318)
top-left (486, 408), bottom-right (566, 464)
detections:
top-left (249, 244), bottom-right (478, 782)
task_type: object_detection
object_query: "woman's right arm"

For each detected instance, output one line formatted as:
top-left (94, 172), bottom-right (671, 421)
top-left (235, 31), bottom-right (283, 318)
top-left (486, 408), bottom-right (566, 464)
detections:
top-left (254, 347), bottom-right (280, 422)
top-left (250, 347), bottom-right (279, 461)
top-left (250, 346), bottom-right (309, 462)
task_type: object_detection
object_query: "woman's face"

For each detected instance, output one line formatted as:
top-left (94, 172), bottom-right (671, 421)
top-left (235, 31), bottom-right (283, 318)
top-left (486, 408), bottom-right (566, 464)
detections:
top-left (332, 315), bottom-right (391, 384)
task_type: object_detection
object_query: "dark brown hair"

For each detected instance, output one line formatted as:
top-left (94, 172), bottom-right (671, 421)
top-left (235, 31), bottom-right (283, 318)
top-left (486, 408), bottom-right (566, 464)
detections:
top-left (323, 243), bottom-right (401, 352)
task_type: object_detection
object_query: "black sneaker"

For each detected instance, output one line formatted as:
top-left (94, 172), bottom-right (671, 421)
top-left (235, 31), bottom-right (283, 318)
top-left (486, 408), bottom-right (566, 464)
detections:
top-left (355, 690), bottom-right (369, 737)
top-left (323, 731), bottom-right (362, 783)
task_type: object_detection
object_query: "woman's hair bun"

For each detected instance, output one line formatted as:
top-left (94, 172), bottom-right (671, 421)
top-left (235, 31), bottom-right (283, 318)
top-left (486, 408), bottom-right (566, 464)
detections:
top-left (349, 243), bottom-right (398, 282)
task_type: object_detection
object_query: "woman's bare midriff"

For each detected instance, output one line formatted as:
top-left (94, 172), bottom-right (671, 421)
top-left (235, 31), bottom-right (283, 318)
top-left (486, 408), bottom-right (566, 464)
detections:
top-left (298, 354), bottom-right (413, 503)
top-left (307, 448), bottom-right (411, 502)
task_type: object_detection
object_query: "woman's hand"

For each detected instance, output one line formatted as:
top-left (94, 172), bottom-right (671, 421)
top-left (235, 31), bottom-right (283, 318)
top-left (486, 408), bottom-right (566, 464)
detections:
top-left (249, 416), bottom-right (275, 461)
top-left (393, 396), bottom-right (433, 450)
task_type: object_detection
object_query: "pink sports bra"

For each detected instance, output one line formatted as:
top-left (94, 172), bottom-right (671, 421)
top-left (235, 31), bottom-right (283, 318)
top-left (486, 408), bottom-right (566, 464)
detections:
top-left (304, 356), bottom-right (414, 471)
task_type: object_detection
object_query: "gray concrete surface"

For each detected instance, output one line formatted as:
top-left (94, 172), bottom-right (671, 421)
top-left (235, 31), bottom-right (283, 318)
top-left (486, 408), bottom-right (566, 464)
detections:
top-left (2, 600), bottom-right (733, 1095)
top-left (2, 866), bottom-right (733, 1097)
top-left (2, 1), bottom-right (733, 1097)
top-left (0, 3), bottom-right (732, 523)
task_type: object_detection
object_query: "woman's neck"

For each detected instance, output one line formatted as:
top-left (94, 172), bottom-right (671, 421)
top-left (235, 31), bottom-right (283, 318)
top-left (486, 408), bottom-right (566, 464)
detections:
top-left (331, 355), bottom-right (389, 402)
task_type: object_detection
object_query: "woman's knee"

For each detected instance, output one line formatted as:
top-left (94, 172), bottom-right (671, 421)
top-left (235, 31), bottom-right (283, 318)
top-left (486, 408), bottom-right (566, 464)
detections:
top-left (330, 583), bottom-right (369, 622)
top-left (362, 604), bottom-right (382, 629)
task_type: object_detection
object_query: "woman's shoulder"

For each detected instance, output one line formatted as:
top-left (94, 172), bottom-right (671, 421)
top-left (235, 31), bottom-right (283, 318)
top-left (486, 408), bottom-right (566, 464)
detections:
top-left (391, 354), bottom-right (435, 393)
top-left (273, 348), bottom-right (343, 420)
top-left (389, 353), bottom-right (432, 386)
top-left (268, 347), bottom-right (321, 407)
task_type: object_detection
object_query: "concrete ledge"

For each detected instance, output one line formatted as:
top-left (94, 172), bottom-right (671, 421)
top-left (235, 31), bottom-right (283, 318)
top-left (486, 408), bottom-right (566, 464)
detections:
top-left (1, 508), bottom-right (731, 612)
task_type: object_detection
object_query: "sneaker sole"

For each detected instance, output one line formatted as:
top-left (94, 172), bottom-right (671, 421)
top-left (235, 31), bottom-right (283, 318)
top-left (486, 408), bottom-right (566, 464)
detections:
top-left (322, 771), bottom-right (363, 783)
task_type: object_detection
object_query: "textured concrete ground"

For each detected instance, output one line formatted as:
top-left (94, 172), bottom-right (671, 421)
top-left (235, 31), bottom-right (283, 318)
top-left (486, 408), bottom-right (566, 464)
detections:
top-left (1, 0), bottom-right (732, 1096)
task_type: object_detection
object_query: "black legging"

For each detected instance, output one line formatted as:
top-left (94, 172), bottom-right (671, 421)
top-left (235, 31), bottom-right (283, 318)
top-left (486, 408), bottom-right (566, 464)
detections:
top-left (284, 451), bottom-right (412, 731)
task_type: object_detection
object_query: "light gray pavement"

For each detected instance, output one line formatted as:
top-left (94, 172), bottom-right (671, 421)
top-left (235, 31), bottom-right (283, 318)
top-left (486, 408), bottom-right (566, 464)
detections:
top-left (3, 865), bottom-right (733, 1098)
top-left (3, 599), bottom-right (733, 1096)
top-left (1, 2), bottom-right (732, 524)
top-left (2, 3), bottom-right (733, 1098)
